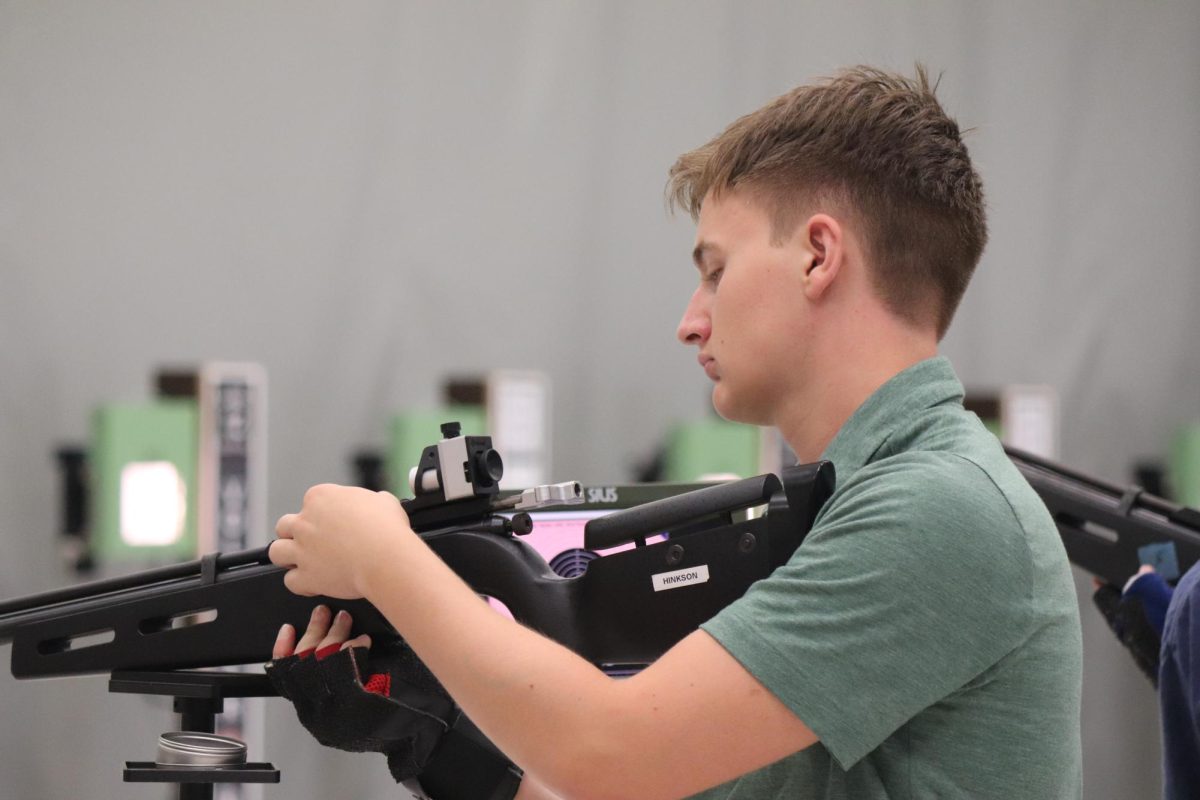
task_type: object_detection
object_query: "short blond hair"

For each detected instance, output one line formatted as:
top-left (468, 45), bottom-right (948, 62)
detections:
top-left (668, 65), bottom-right (986, 338)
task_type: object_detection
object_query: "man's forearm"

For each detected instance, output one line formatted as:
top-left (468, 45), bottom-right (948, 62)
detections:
top-left (360, 533), bottom-right (630, 797)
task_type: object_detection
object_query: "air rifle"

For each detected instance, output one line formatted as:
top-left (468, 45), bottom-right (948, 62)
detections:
top-left (0, 421), bottom-right (836, 680)
top-left (1007, 446), bottom-right (1200, 586)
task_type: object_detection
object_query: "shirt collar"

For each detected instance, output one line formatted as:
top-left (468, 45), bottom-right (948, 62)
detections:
top-left (819, 356), bottom-right (965, 482)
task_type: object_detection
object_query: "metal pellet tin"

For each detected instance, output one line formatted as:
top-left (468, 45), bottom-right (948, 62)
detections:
top-left (156, 731), bottom-right (248, 768)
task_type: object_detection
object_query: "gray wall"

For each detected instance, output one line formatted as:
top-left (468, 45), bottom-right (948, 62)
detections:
top-left (2, 2), bottom-right (1197, 797)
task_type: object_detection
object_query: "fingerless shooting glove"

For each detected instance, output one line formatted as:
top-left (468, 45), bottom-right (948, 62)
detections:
top-left (266, 640), bottom-right (522, 799)
top-left (1093, 573), bottom-right (1173, 686)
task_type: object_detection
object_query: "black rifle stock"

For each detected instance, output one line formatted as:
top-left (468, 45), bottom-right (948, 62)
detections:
top-left (0, 462), bottom-right (836, 679)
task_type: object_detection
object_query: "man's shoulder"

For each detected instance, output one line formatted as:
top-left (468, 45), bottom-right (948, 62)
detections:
top-left (832, 413), bottom-right (1057, 540)
top-left (803, 450), bottom-right (1029, 597)
top-left (815, 434), bottom-right (1072, 596)
top-left (827, 447), bottom-right (1023, 535)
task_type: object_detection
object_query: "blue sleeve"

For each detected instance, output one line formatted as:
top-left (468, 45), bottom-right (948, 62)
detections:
top-left (1124, 571), bottom-right (1174, 635)
top-left (1160, 563), bottom-right (1200, 800)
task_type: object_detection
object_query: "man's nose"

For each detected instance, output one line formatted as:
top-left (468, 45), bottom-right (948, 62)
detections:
top-left (676, 287), bottom-right (711, 346)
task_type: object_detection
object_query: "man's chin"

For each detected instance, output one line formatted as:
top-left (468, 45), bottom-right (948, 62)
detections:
top-left (711, 385), bottom-right (760, 425)
top-left (705, 388), bottom-right (744, 424)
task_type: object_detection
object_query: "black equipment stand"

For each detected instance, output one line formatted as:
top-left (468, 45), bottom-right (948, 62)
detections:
top-left (110, 670), bottom-right (280, 799)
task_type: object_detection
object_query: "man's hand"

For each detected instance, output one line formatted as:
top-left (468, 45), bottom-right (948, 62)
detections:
top-left (269, 484), bottom-right (413, 599)
top-left (266, 606), bottom-right (460, 784)
top-left (272, 604), bottom-right (372, 660)
top-left (268, 606), bottom-right (524, 798)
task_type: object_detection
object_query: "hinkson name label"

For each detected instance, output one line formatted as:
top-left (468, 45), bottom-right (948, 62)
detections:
top-left (650, 565), bottom-right (711, 592)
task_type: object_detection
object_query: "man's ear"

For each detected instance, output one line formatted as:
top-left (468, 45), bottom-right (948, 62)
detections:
top-left (801, 213), bottom-right (843, 300)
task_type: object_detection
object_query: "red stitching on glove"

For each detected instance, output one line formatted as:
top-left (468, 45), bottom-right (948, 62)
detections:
top-left (363, 672), bottom-right (391, 696)
top-left (315, 643), bottom-right (342, 661)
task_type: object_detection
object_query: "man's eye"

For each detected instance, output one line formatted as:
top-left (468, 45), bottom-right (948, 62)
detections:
top-left (705, 267), bottom-right (724, 285)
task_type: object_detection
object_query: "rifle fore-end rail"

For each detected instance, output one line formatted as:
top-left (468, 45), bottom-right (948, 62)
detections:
top-left (0, 548), bottom-right (274, 644)
top-left (0, 548), bottom-right (381, 677)
top-left (0, 526), bottom-right (564, 677)
top-left (0, 491), bottom-right (539, 654)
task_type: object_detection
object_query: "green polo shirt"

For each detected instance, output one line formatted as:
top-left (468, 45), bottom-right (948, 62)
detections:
top-left (695, 356), bottom-right (1082, 799)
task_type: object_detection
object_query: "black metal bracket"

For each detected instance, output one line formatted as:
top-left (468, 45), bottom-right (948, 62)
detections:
top-left (110, 670), bottom-right (280, 800)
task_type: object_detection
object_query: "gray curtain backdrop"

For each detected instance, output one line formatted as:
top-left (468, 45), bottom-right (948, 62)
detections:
top-left (2, 2), bottom-right (1197, 797)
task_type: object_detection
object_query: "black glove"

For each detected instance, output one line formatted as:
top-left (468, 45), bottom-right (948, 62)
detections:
top-left (1093, 583), bottom-right (1162, 686)
top-left (267, 639), bottom-right (455, 781)
top-left (267, 640), bottom-right (522, 798)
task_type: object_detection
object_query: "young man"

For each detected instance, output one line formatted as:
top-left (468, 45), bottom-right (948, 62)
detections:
top-left (270, 66), bottom-right (1083, 798)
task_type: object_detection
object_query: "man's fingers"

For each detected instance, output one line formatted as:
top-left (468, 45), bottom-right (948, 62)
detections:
top-left (273, 623), bottom-right (297, 660)
top-left (282, 567), bottom-right (316, 597)
top-left (317, 610), bottom-right (354, 652)
top-left (295, 605), bottom-right (332, 652)
top-left (275, 513), bottom-right (300, 539)
top-left (341, 633), bottom-right (372, 651)
top-left (269, 538), bottom-right (297, 568)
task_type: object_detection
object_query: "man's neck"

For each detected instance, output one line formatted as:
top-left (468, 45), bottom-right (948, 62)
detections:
top-left (775, 336), bottom-right (938, 463)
